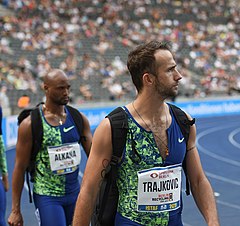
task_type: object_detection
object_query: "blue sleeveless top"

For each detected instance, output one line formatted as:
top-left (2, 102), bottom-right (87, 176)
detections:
top-left (33, 106), bottom-right (81, 196)
top-left (116, 105), bottom-right (186, 225)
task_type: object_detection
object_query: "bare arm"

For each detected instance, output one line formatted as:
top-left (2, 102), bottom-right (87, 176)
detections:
top-left (186, 114), bottom-right (220, 226)
top-left (8, 116), bottom-right (33, 226)
top-left (80, 113), bottom-right (92, 157)
top-left (72, 118), bottom-right (112, 226)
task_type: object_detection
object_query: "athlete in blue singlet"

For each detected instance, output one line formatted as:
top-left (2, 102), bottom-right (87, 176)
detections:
top-left (72, 41), bottom-right (219, 226)
top-left (114, 105), bottom-right (186, 226)
top-left (8, 69), bottom-right (92, 226)
top-left (33, 106), bottom-right (85, 226)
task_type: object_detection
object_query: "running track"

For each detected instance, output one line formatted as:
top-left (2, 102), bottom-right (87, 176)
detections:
top-left (5, 114), bottom-right (240, 225)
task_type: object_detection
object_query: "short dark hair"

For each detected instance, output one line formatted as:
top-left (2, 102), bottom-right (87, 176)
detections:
top-left (127, 41), bottom-right (171, 93)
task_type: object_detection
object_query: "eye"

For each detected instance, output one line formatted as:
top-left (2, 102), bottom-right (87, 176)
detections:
top-left (168, 65), bottom-right (178, 73)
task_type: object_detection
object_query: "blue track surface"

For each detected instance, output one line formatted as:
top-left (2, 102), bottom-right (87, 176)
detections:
top-left (5, 115), bottom-right (240, 225)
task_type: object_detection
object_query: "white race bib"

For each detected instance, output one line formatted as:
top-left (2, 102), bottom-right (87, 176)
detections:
top-left (137, 164), bottom-right (182, 212)
top-left (48, 142), bottom-right (81, 175)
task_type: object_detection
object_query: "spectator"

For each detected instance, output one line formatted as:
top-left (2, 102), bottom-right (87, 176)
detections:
top-left (17, 94), bottom-right (30, 109)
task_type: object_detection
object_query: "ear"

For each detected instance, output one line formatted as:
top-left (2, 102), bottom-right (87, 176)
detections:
top-left (143, 73), bottom-right (155, 86)
top-left (43, 83), bottom-right (48, 92)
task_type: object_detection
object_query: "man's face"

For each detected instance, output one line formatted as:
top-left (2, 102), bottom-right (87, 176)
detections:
top-left (153, 49), bottom-right (182, 99)
top-left (46, 76), bottom-right (71, 105)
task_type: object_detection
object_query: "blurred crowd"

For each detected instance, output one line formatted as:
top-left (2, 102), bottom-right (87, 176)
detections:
top-left (0, 0), bottom-right (239, 111)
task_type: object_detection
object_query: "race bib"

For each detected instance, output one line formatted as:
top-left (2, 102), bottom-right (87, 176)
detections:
top-left (48, 142), bottom-right (81, 175)
top-left (137, 164), bottom-right (182, 212)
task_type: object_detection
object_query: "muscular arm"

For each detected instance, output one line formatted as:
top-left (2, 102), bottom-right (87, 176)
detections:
top-left (73, 118), bottom-right (112, 226)
top-left (8, 116), bottom-right (33, 226)
top-left (80, 113), bottom-right (92, 157)
top-left (186, 115), bottom-right (220, 226)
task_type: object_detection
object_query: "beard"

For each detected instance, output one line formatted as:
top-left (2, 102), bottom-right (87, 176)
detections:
top-left (55, 96), bottom-right (69, 106)
top-left (154, 79), bottom-right (178, 99)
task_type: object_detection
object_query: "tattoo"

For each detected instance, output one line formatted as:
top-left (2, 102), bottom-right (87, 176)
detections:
top-left (99, 159), bottom-right (110, 188)
top-left (187, 146), bottom-right (195, 152)
top-left (100, 159), bottom-right (110, 178)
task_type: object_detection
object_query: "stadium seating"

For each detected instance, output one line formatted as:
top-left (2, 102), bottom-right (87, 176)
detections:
top-left (0, 0), bottom-right (239, 114)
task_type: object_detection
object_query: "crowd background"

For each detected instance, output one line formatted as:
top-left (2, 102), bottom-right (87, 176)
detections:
top-left (0, 0), bottom-right (239, 116)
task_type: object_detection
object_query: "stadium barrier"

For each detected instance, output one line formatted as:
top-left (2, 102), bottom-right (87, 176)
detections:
top-left (3, 98), bottom-right (240, 150)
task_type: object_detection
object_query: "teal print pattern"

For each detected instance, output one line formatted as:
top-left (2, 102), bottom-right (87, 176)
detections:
top-left (0, 135), bottom-right (7, 174)
top-left (33, 119), bottom-right (65, 196)
top-left (117, 116), bottom-right (169, 225)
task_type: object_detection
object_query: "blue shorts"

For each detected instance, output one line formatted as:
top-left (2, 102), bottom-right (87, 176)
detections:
top-left (0, 180), bottom-right (6, 226)
top-left (33, 191), bottom-right (79, 226)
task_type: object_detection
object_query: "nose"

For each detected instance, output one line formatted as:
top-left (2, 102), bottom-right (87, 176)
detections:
top-left (174, 69), bottom-right (182, 81)
top-left (177, 72), bottom-right (182, 81)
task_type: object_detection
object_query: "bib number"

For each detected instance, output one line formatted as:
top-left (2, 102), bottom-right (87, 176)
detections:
top-left (48, 142), bottom-right (81, 175)
top-left (137, 164), bottom-right (182, 212)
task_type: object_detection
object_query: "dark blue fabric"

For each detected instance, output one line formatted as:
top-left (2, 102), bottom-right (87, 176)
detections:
top-left (33, 190), bottom-right (79, 226)
top-left (0, 180), bottom-right (6, 226)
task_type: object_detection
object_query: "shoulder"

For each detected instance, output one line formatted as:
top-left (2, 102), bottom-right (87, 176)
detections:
top-left (16, 115), bottom-right (33, 141)
top-left (184, 111), bottom-right (194, 121)
top-left (66, 105), bottom-right (79, 113)
top-left (66, 105), bottom-right (86, 118)
top-left (99, 117), bottom-right (111, 129)
top-left (66, 106), bottom-right (92, 133)
top-left (106, 106), bottom-right (128, 123)
top-left (66, 105), bottom-right (85, 121)
top-left (19, 115), bottom-right (32, 130)
top-left (168, 103), bottom-right (195, 122)
top-left (94, 117), bottom-right (111, 136)
top-left (91, 118), bottom-right (112, 156)
top-left (79, 112), bottom-right (89, 121)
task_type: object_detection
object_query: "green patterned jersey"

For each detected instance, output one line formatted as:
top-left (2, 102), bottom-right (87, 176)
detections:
top-left (33, 109), bottom-right (81, 196)
top-left (116, 106), bottom-right (187, 225)
top-left (116, 115), bottom-right (170, 225)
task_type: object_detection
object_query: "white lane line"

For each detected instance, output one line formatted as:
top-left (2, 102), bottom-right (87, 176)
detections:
top-left (196, 124), bottom-right (240, 167)
top-left (182, 222), bottom-right (193, 226)
top-left (229, 128), bottom-right (240, 149)
top-left (216, 200), bottom-right (240, 210)
top-left (205, 171), bottom-right (240, 186)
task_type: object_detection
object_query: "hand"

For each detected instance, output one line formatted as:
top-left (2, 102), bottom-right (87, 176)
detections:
top-left (207, 219), bottom-right (220, 226)
top-left (208, 223), bottom-right (220, 226)
top-left (2, 174), bottom-right (9, 191)
top-left (8, 210), bottom-right (23, 226)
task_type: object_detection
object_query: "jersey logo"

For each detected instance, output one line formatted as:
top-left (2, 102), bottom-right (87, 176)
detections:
top-left (63, 126), bottom-right (75, 133)
top-left (178, 137), bottom-right (184, 143)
